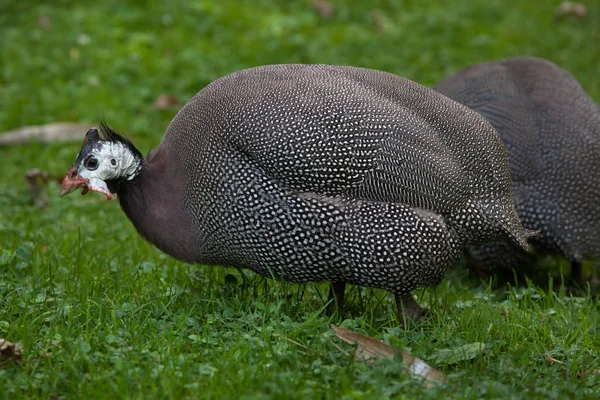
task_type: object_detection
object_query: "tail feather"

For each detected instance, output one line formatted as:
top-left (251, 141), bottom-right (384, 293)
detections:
top-left (495, 201), bottom-right (537, 251)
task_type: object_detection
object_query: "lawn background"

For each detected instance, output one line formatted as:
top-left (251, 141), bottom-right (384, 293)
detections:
top-left (0, 0), bottom-right (599, 398)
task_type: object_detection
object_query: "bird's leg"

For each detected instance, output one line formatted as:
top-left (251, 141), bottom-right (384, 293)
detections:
top-left (327, 281), bottom-right (346, 314)
top-left (570, 260), bottom-right (583, 284)
top-left (395, 292), bottom-right (428, 327)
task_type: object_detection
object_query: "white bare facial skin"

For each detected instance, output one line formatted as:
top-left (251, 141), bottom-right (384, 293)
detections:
top-left (78, 141), bottom-right (141, 195)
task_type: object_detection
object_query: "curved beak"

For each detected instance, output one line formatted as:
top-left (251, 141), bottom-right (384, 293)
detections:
top-left (60, 167), bottom-right (89, 197)
top-left (59, 167), bottom-right (113, 200)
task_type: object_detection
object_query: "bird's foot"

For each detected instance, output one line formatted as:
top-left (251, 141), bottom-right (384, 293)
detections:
top-left (327, 281), bottom-right (346, 315)
top-left (395, 293), bottom-right (428, 327)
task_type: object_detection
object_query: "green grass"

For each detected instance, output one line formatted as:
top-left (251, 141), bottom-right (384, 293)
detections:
top-left (1, 0), bottom-right (599, 398)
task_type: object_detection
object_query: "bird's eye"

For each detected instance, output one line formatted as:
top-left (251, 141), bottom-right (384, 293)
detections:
top-left (84, 155), bottom-right (99, 171)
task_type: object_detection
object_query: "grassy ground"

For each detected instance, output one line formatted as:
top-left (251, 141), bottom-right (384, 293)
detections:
top-left (1, 0), bottom-right (599, 398)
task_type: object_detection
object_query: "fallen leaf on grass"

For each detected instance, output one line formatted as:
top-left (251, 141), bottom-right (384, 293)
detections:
top-left (555, 2), bottom-right (587, 19)
top-left (0, 122), bottom-right (93, 146)
top-left (153, 94), bottom-right (179, 110)
top-left (430, 342), bottom-right (486, 365)
top-left (542, 354), bottom-right (564, 365)
top-left (312, 0), bottom-right (335, 18)
top-left (26, 168), bottom-right (50, 208)
top-left (578, 369), bottom-right (600, 378)
top-left (331, 324), bottom-right (446, 384)
top-left (372, 10), bottom-right (388, 34)
top-left (38, 15), bottom-right (52, 30)
top-left (0, 339), bottom-right (22, 365)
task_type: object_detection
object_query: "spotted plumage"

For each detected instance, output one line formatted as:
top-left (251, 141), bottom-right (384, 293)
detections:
top-left (61, 64), bottom-right (531, 323)
top-left (436, 56), bottom-right (600, 281)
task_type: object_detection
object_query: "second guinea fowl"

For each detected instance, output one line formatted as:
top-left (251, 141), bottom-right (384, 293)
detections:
top-left (60, 64), bottom-right (532, 324)
top-left (436, 56), bottom-right (600, 283)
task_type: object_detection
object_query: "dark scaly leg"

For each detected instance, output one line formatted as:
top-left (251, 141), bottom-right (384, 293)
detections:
top-left (395, 292), bottom-right (428, 327)
top-left (570, 260), bottom-right (583, 285)
top-left (327, 281), bottom-right (346, 314)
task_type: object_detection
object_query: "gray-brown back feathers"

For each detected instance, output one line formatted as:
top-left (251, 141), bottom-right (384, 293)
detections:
top-left (436, 56), bottom-right (600, 270)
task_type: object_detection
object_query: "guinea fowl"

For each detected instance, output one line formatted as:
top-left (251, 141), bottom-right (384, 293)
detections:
top-left (60, 64), bottom-right (532, 324)
top-left (436, 56), bottom-right (600, 283)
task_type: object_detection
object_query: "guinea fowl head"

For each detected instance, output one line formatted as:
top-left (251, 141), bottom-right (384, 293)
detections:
top-left (60, 123), bottom-right (143, 200)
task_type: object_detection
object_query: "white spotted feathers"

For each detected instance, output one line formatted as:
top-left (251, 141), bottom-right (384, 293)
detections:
top-left (151, 64), bottom-right (531, 293)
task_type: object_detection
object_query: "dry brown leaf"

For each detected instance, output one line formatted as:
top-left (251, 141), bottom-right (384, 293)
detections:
top-left (0, 122), bottom-right (93, 146)
top-left (312, 0), bottom-right (335, 18)
top-left (372, 10), bottom-right (387, 34)
top-left (153, 94), bottom-right (180, 110)
top-left (555, 2), bottom-right (587, 19)
top-left (0, 339), bottom-right (22, 365)
top-left (26, 168), bottom-right (50, 208)
top-left (38, 15), bottom-right (52, 29)
top-left (543, 354), bottom-right (564, 365)
top-left (331, 325), bottom-right (446, 385)
top-left (578, 369), bottom-right (600, 378)
top-left (69, 48), bottom-right (80, 61)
